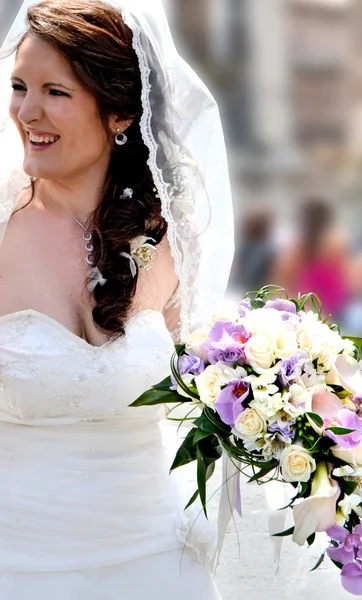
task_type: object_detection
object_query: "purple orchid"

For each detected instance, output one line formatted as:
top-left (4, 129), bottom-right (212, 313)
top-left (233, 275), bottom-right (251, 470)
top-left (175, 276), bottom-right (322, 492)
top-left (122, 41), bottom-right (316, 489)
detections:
top-left (205, 320), bottom-right (250, 366)
top-left (324, 408), bottom-right (362, 449)
top-left (279, 351), bottom-right (308, 388)
top-left (327, 525), bottom-right (362, 595)
top-left (238, 298), bottom-right (251, 318)
top-left (214, 380), bottom-right (249, 427)
top-left (171, 353), bottom-right (204, 390)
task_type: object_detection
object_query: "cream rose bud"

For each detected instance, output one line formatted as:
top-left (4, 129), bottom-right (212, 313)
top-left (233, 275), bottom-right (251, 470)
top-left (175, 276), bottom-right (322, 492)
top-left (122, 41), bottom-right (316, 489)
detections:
top-left (244, 333), bottom-right (274, 372)
top-left (186, 328), bottom-right (209, 362)
top-left (280, 445), bottom-right (316, 483)
top-left (195, 365), bottom-right (224, 407)
top-left (234, 408), bottom-right (266, 440)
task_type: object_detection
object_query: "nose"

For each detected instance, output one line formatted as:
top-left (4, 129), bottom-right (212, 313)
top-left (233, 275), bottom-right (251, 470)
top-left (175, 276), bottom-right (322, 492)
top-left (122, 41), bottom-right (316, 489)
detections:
top-left (17, 91), bottom-right (43, 127)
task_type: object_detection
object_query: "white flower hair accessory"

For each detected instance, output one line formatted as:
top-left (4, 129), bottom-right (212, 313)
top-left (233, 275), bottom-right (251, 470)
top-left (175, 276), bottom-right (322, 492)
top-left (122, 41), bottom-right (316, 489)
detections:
top-left (119, 188), bottom-right (133, 200)
top-left (87, 267), bottom-right (108, 292)
top-left (120, 235), bottom-right (157, 278)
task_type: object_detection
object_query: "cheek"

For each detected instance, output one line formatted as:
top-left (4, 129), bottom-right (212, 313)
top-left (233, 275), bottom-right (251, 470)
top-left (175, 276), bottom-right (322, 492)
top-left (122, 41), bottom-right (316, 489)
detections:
top-left (9, 97), bottom-right (26, 143)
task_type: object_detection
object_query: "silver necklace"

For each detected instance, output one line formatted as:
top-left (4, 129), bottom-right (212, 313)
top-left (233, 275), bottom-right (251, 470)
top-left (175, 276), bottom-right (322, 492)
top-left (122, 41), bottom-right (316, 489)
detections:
top-left (49, 195), bottom-right (95, 266)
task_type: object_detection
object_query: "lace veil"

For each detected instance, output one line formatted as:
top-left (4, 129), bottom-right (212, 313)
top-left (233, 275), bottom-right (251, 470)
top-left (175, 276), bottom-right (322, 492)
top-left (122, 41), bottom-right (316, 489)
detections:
top-left (0, 0), bottom-right (234, 342)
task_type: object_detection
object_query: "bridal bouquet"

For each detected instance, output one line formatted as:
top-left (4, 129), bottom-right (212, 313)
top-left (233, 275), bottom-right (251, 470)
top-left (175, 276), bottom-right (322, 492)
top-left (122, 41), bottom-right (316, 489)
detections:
top-left (131, 287), bottom-right (362, 595)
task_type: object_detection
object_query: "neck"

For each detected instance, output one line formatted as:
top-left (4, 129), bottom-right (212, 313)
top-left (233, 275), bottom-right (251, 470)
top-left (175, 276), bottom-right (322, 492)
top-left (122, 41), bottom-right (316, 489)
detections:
top-left (35, 167), bottom-right (107, 223)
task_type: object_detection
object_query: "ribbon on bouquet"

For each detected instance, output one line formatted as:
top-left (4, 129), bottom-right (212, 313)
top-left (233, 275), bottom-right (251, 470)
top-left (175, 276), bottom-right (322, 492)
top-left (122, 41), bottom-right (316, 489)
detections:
top-left (212, 451), bottom-right (242, 573)
top-left (264, 479), bottom-right (288, 568)
top-left (211, 452), bottom-right (287, 573)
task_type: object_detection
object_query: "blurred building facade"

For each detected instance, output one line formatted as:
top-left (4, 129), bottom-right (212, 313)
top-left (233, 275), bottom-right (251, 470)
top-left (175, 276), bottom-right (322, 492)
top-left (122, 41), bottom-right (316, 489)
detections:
top-left (288, 0), bottom-right (354, 169)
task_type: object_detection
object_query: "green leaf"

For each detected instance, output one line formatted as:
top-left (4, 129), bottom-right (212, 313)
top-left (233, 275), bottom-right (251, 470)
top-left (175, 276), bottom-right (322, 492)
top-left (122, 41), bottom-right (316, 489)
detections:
top-left (306, 412), bottom-right (323, 428)
top-left (307, 532), bottom-right (316, 546)
top-left (184, 488), bottom-right (199, 510)
top-left (250, 299), bottom-right (265, 310)
top-left (327, 427), bottom-right (355, 435)
top-left (170, 429), bottom-right (197, 471)
top-left (272, 526), bottom-right (295, 537)
top-left (341, 479), bottom-right (358, 496)
top-left (196, 446), bottom-right (208, 518)
top-left (175, 344), bottom-right (186, 356)
top-left (310, 552), bottom-right (325, 572)
top-left (247, 460), bottom-right (278, 482)
top-left (203, 406), bottom-right (232, 437)
top-left (130, 388), bottom-right (185, 407)
top-left (194, 429), bottom-right (213, 443)
top-left (152, 376), bottom-right (173, 391)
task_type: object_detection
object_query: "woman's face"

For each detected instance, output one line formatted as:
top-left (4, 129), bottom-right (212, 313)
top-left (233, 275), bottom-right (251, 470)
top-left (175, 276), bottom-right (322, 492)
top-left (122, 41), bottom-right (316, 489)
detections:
top-left (10, 34), bottom-right (112, 182)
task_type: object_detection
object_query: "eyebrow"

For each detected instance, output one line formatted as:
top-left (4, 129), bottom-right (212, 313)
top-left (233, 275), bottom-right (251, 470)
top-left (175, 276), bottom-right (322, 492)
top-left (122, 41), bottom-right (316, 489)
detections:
top-left (11, 76), bottom-right (75, 92)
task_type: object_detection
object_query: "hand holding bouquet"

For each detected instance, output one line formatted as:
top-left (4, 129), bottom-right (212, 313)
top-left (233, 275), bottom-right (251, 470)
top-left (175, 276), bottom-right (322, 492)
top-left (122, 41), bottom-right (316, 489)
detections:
top-left (132, 287), bottom-right (362, 595)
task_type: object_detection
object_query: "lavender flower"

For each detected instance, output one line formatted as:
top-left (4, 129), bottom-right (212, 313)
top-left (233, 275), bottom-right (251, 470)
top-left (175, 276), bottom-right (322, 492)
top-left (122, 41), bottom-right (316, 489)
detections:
top-left (214, 380), bottom-right (249, 427)
top-left (279, 351), bottom-right (308, 388)
top-left (264, 299), bottom-right (300, 324)
top-left (171, 353), bottom-right (204, 390)
top-left (205, 320), bottom-right (250, 365)
top-left (238, 298), bottom-right (251, 318)
top-left (327, 525), bottom-right (362, 595)
top-left (268, 417), bottom-right (296, 439)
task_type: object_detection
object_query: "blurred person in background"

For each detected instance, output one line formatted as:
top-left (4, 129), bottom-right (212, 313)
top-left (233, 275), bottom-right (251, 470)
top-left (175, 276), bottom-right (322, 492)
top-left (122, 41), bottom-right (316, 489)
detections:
top-left (231, 204), bottom-right (276, 295)
top-left (271, 196), bottom-right (351, 322)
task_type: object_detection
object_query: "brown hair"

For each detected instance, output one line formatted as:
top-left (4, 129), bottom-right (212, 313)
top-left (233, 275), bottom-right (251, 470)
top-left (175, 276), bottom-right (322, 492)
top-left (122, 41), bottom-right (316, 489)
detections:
top-left (18, 0), bottom-right (167, 336)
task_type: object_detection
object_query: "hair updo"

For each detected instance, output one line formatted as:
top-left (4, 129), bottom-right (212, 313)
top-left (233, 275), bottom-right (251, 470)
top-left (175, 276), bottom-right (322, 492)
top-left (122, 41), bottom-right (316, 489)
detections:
top-left (18, 0), bottom-right (167, 337)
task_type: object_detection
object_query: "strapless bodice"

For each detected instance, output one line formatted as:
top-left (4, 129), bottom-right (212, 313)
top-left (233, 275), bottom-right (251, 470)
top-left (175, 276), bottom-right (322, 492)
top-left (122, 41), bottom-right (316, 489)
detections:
top-left (0, 309), bottom-right (173, 424)
top-left (0, 310), bottom-right (212, 571)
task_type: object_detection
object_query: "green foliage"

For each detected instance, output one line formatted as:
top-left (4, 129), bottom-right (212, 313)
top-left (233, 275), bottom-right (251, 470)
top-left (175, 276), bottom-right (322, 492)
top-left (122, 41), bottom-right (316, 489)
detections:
top-left (305, 412), bottom-right (323, 428)
top-left (272, 526), bottom-right (295, 537)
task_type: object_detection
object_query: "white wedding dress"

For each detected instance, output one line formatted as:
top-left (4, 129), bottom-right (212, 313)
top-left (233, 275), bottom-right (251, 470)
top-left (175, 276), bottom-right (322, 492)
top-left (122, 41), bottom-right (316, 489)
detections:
top-left (0, 307), bottom-right (221, 599)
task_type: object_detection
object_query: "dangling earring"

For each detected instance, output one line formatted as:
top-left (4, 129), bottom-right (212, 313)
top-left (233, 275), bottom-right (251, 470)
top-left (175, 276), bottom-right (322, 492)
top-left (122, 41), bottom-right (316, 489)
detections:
top-left (115, 128), bottom-right (127, 146)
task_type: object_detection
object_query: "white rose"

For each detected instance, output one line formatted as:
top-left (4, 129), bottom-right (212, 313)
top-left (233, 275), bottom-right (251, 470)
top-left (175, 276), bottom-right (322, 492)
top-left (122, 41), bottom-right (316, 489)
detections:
top-left (233, 408), bottom-right (266, 440)
top-left (195, 365), bottom-right (224, 407)
top-left (273, 329), bottom-right (299, 361)
top-left (186, 328), bottom-right (209, 362)
top-left (280, 445), bottom-right (316, 483)
top-left (244, 307), bottom-right (283, 337)
top-left (244, 333), bottom-right (274, 372)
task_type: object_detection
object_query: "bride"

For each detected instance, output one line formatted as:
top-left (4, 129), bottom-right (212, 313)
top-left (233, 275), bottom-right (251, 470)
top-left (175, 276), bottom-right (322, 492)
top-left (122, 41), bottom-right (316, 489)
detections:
top-left (0, 0), bottom-right (234, 598)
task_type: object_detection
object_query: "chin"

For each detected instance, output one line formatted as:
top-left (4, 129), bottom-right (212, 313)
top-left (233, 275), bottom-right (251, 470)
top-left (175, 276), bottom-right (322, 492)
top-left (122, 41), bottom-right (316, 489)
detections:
top-left (23, 159), bottom-right (58, 181)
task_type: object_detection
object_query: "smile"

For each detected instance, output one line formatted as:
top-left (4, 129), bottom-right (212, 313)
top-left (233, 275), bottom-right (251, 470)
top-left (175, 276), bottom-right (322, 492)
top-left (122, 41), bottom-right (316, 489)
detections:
top-left (26, 131), bottom-right (61, 148)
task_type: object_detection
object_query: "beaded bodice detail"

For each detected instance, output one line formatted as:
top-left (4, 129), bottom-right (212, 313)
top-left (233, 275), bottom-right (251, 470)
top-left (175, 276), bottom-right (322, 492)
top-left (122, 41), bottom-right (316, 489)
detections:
top-left (0, 309), bottom-right (214, 571)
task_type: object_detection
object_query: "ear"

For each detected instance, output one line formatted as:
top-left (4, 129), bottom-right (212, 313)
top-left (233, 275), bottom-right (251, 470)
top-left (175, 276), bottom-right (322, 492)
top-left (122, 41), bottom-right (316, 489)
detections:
top-left (109, 115), bottom-right (133, 135)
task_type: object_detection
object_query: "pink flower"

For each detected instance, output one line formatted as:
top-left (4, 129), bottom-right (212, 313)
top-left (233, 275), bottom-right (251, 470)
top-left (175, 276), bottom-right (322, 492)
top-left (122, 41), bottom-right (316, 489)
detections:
top-left (292, 462), bottom-right (339, 546)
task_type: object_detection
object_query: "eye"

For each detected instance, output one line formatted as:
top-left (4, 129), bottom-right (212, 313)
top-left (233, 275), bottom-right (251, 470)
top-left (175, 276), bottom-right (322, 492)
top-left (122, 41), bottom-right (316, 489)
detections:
top-left (49, 89), bottom-right (70, 97)
top-left (11, 83), bottom-right (26, 92)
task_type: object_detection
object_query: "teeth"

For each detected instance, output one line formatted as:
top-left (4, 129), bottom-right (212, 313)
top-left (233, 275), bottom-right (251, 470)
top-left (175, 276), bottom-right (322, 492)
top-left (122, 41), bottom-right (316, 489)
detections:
top-left (28, 133), bottom-right (59, 144)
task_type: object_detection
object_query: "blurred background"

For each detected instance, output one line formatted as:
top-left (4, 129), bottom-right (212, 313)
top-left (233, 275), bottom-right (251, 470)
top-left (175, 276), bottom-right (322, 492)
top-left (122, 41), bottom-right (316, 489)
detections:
top-left (2, 0), bottom-right (362, 333)
top-left (2, 3), bottom-right (362, 599)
